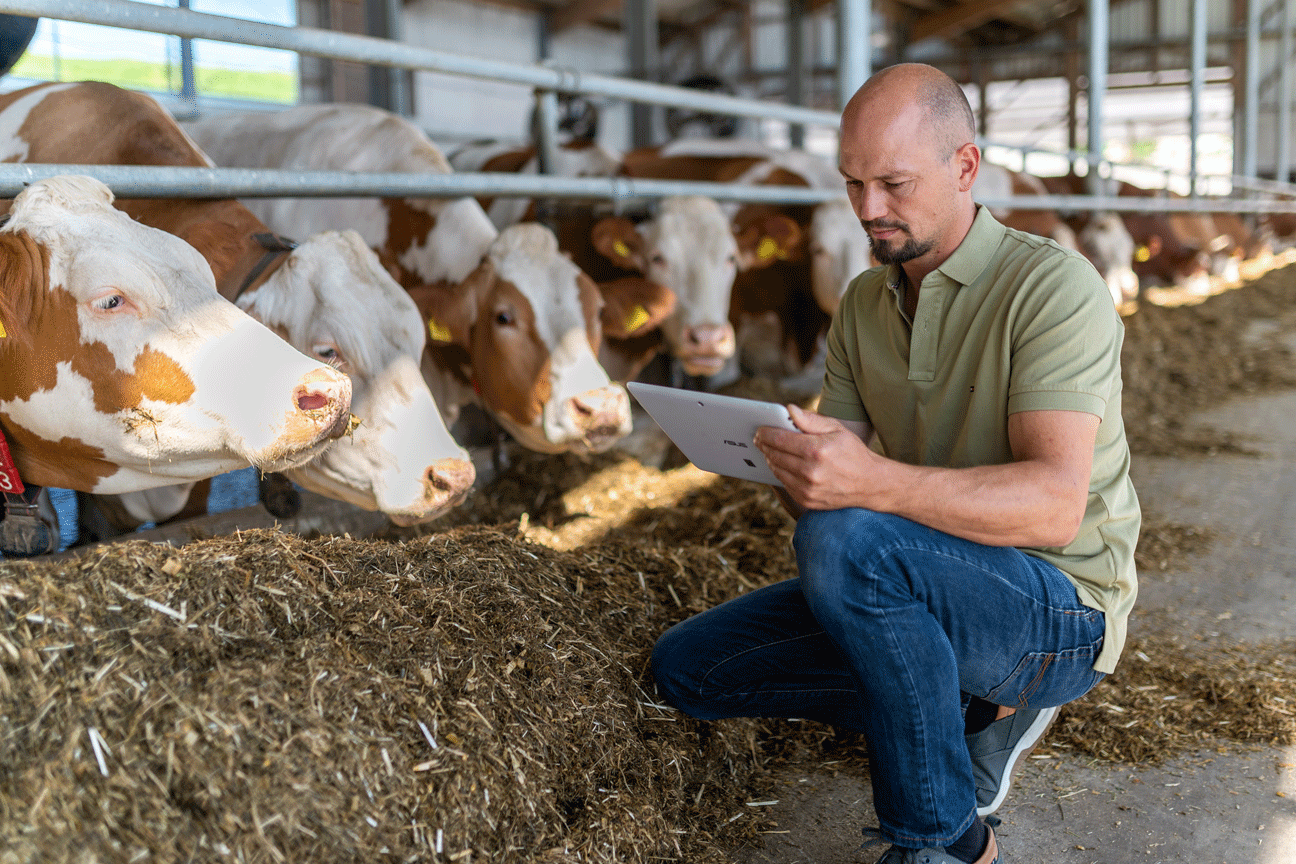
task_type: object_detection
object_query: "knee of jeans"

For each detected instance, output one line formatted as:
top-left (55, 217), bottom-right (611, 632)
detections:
top-left (795, 509), bottom-right (909, 612)
top-left (650, 624), bottom-right (710, 715)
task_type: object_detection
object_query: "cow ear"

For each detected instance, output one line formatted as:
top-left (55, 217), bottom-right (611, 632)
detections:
top-left (598, 276), bottom-right (676, 339)
top-left (735, 214), bottom-right (803, 270)
top-left (405, 267), bottom-right (485, 350)
top-left (0, 231), bottom-right (42, 347)
top-left (591, 217), bottom-right (645, 271)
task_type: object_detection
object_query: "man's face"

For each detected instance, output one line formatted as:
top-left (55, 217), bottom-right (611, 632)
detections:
top-left (838, 102), bottom-right (971, 271)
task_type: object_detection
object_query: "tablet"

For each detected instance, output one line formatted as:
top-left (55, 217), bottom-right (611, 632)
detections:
top-left (626, 381), bottom-right (799, 486)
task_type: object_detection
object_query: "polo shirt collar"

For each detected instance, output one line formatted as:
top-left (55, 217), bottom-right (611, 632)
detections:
top-left (934, 205), bottom-right (1005, 287)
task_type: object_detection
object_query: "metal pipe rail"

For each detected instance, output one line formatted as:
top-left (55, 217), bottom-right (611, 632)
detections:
top-left (0, 0), bottom-right (839, 128)
top-left (2, 164), bottom-right (1294, 214)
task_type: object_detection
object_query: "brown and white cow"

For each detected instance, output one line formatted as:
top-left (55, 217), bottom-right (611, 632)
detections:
top-left (0, 175), bottom-right (352, 494)
top-left (183, 102), bottom-right (634, 454)
top-left (0, 81), bottom-right (474, 526)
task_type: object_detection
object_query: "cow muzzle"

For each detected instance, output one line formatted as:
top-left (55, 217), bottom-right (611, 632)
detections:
top-left (561, 384), bottom-right (633, 454)
top-left (256, 367), bottom-right (353, 471)
top-left (678, 323), bottom-right (736, 377)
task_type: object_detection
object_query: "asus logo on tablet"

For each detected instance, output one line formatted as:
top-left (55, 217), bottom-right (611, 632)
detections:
top-left (723, 440), bottom-right (748, 448)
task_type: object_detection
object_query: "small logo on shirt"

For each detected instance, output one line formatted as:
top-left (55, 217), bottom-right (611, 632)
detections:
top-left (724, 440), bottom-right (749, 448)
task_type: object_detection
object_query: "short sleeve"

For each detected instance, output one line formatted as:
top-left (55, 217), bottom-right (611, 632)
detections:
top-left (1007, 252), bottom-right (1122, 418)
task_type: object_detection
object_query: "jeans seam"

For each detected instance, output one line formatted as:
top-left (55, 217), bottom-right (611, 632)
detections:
top-left (697, 630), bottom-right (833, 702)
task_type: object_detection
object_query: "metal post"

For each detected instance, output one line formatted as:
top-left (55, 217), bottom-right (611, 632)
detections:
top-left (384, 0), bottom-right (408, 116)
top-left (787, 0), bottom-right (806, 147)
top-left (625, 0), bottom-right (659, 147)
top-left (836, 0), bottom-right (869, 108)
top-left (1244, 0), bottom-right (1260, 179)
top-left (536, 89), bottom-right (559, 175)
top-left (178, 0), bottom-right (195, 107)
top-left (1086, 0), bottom-right (1108, 194)
top-left (1279, 0), bottom-right (1292, 183)
top-left (1190, 0), bottom-right (1206, 196)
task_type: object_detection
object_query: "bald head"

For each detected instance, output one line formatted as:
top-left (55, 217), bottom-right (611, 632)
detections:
top-left (844, 63), bottom-right (975, 160)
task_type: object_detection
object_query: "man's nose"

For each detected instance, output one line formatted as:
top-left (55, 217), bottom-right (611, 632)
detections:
top-left (854, 187), bottom-right (888, 222)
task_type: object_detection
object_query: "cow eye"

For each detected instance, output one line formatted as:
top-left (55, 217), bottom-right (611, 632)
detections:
top-left (92, 293), bottom-right (127, 312)
top-left (650, 253), bottom-right (666, 266)
top-left (494, 309), bottom-right (515, 326)
top-left (313, 345), bottom-right (342, 365)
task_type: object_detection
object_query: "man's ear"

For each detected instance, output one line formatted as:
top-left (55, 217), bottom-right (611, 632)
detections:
top-left (735, 214), bottom-right (802, 270)
top-left (591, 217), bottom-right (646, 272)
top-left (955, 142), bottom-right (981, 192)
top-left (405, 262), bottom-right (491, 349)
top-left (598, 276), bottom-right (676, 339)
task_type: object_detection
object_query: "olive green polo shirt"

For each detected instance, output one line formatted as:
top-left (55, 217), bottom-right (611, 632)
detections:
top-left (819, 206), bottom-right (1139, 674)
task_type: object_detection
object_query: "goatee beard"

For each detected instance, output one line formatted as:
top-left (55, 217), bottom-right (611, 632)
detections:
top-left (869, 235), bottom-right (934, 266)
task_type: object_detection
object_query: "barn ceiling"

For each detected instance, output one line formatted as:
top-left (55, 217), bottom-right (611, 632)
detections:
top-left (509, 0), bottom-right (1087, 47)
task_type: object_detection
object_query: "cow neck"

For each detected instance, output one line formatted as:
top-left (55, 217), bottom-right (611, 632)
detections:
top-left (225, 232), bottom-right (299, 302)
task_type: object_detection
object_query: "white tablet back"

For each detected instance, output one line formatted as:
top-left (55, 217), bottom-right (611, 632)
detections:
top-left (626, 382), bottom-right (799, 486)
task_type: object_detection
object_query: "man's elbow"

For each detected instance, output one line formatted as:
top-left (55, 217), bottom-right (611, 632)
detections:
top-left (1039, 497), bottom-right (1087, 547)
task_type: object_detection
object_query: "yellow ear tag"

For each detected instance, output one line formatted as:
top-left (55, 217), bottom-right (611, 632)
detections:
top-left (624, 303), bottom-right (650, 333)
top-left (757, 237), bottom-right (780, 261)
top-left (0, 319), bottom-right (6, 338)
top-left (427, 318), bottom-right (452, 343)
top-left (613, 240), bottom-right (632, 259)
top-left (1134, 245), bottom-right (1151, 263)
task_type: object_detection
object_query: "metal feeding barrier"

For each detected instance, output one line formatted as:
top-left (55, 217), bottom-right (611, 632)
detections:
top-left (0, 0), bottom-right (1293, 214)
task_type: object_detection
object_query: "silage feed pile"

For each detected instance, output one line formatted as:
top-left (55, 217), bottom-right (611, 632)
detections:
top-left (4, 258), bottom-right (1296, 863)
top-left (0, 480), bottom-right (802, 864)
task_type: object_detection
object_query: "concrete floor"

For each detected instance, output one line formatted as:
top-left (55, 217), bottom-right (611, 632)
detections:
top-left (734, 386), bottom-right (1296, 864)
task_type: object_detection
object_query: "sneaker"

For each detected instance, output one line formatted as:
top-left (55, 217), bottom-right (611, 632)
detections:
top-left (873, 823), bottom-right (1001, 863)
top-left (966, 704), bottom-right (1059, 817)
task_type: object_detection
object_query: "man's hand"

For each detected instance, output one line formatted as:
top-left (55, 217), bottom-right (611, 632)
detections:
top-left (755, 404), bottom-right (878, 512)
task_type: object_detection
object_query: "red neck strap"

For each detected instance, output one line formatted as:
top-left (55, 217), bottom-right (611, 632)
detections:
top-left (0, 428), bottom-right (26, 495)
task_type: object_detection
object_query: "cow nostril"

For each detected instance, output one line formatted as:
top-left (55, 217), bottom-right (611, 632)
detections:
top-left (427, 459), bottom-right (475, 494)
top-left (297, 391), bottom-right (329, 412)
top-left (570, 398), bottom-right (594, 418)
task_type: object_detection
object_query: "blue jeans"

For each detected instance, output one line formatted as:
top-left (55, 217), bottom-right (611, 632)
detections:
top-left (651, 508), bottom-right (1107, 849)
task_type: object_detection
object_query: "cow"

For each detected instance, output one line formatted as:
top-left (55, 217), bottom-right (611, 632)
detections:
top-left (614, 141), bottom-right (854, 383)
top-left (0, 81), bottom-right (475, 530)
top-left (182, 102), bottom-right (635, 454)
top-left (1040, 173), bottom-right (1217, 296)
top-left (0, 176), bottom-right (352, 498)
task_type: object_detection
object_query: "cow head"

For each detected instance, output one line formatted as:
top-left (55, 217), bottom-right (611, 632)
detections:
top-left (592, 196), bottom-right (750, 377)
top-left (1078, 212), bottom-right (1140, 306)
top-left (410, 223), bottom-right (632, 455)
top-left (0, 176), bottom-right (353, 494)
top-left (237, 230), bottom-right (474, 524)
top-left (807, 197), bottom-right (872, 314)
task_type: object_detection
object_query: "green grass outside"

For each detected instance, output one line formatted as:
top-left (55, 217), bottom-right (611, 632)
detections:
top-left (7, 54), bottom-right (297, 103)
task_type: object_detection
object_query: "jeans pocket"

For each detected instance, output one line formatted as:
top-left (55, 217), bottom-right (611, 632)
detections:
top-left (985, 645), bottom-right (1106, 709)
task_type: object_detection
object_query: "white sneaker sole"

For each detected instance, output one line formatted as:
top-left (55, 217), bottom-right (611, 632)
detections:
top-left (976, 704), bottom-right (1059, 818)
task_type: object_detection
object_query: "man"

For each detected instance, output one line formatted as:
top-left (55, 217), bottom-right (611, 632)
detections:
top-left (651, 63), bottom-right (1139, 864)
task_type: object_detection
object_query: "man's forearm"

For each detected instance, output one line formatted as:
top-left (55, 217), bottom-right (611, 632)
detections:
top-left (857, 458), bottom-right (1087, 548)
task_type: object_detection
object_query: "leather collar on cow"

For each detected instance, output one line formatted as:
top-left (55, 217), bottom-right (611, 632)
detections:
top-left (232, 232), bottom-right (299, 302)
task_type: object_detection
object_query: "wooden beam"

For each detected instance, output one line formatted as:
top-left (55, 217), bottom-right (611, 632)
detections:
top-left (552, 0), bottom-right (623, 33)
top-left (912, 0), bottom-right (1026, 43)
